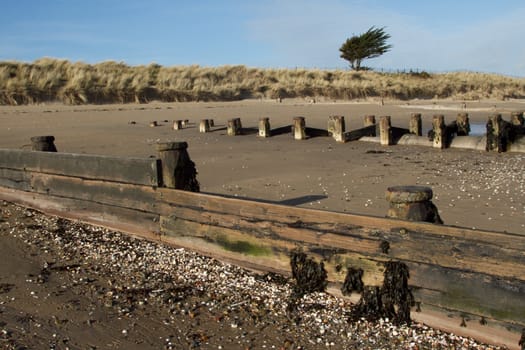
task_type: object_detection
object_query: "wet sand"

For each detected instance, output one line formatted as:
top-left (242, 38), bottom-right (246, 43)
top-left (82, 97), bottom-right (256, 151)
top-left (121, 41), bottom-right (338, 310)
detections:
top-left (1, 98), bottom-right (524, 234)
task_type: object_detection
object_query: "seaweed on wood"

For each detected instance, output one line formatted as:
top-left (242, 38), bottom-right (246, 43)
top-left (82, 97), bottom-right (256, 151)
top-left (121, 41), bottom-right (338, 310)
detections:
top-left (289, 249), bottom-right (327, 298)
top-left (341, 267), bottom-right (364, 295)
top-left (350, 260), bottom-right (414, 325)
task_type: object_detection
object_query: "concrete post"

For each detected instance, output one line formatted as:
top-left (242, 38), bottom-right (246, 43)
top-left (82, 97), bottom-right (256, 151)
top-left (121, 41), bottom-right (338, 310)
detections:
top-left (173, 120), bottom-right (183, 130)
top-left (364, 115), bottom-right (376, 127)
top-left (510, 111), bottom-right (524, 126)
top-left (386, 185), bottom-right (443, 224)
top-left (258, 117), bottom-right (271, 137)
top-left (379, 116), bottom-right (392, 146)
top-left (30, 136), bottom-right (57, 152)
top-left (199, 119), bottom-right (210, 133)
top-left (432, 115), bottom-right (446, 149)
top-left (456, 113), bottom-right (470, 136)
top-left (156, 141), bottom-right (200, 192)
top-left (327, 115), bottom-right (345, 142)
top-left (409, 113), bottom-right (422, 136)
top-left (182, 119), bottom-right (189, 127)
top-left (293, 117), bottom-right (307, 140)
top-left (149, 121), bottom-right (158, 127)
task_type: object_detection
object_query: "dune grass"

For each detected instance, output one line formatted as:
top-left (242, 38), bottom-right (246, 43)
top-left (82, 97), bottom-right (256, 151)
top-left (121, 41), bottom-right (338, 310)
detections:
top-left (1, 58), bottom-right (524, 105)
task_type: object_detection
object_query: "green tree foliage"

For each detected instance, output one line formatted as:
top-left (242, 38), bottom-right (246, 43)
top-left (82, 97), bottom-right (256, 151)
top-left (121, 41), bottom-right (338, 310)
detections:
top-left (339, 26), bottom-right (392, 71)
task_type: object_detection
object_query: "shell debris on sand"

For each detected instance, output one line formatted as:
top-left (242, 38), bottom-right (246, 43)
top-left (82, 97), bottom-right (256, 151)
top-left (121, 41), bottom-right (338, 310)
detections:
top-left (0, 202), bottom-right (511, 349)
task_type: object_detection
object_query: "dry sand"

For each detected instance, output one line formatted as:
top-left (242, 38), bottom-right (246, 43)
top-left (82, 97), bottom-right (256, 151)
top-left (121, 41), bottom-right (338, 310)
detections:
top-left (1, 98), bottom-right (524, 234)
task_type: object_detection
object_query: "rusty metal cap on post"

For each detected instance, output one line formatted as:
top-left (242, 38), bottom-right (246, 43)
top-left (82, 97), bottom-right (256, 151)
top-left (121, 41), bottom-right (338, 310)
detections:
top-left (156, 141), bottom-right (188, 152)
top-left (385, 185), bottom-right (433, 203)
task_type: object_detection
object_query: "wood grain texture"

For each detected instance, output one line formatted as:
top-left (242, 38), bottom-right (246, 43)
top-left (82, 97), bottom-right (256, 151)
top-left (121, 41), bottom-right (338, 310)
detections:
top-left (0, 149), bottom-right (160, 186)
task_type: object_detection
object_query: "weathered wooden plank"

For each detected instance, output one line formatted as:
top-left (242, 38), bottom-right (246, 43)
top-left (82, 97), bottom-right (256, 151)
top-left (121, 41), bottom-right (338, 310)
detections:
top-left (0, 149), bottom-right (160, 186)
top-left (408, 263), bottom-right (525, 326)
top-left (157, 188), bottom-right (525, 246)
top-left (0, 168), bottom-right (158, 213)
top-left (0, 168), bottom-right (32, 191)
top-left (160, 215), bottom-right (525, 327)
top-left (0, 187), bottom-right (160, 238)
top-left (160, 208), bottom-right (381, 255)
top-left (159, 203), bottom-right (524, 280)
top-left (343, 125), bottom-right (377, 142)
top-left (29, 172), bottom-right (158, 213)
top-left (160, 215), bottom-right (386, 285)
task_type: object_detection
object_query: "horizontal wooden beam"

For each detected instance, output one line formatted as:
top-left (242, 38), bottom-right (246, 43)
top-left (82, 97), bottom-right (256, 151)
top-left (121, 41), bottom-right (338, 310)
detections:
top-left (0, 149), bottom-right (160, 186)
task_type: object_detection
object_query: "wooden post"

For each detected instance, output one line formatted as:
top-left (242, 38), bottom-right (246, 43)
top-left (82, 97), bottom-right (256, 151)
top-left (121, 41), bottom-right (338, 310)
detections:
top-left (432, 115), bottom-right (446, 149)
top-left (258, 117), bottom-right (271, 137)
top-left (510, 111), bottom-right (524, 126)
top-left (156, 141), bottom-right (200, 192)
top-left (234, 118), bottom-right (242, 132)
top-left (173, 120), bottom-right (183, 130)
top-left (486, 114), bottom-right (512, 152)
top-left (379, 116), bottom-right (392, 146)
top-left (199, 119), bottom-right (210, 133)
top-left (293, 117), bottom-right (307, 140)
top-left (327, 115), bottom-right (345, 142)
top-left (364, 115), bottom-right (376, 127)
top-left (386, 185), bottom-right (443, 224)
top-left (486, 114), bottom-right (504, 152)
top-left (30, 136), bottom-right (57, 152)
top-left (409, 113), bottom-right (422, 136)
top-left (228, 118), bottom-right (242, 136)
top-left (456, 113), bottom-right (470, 136)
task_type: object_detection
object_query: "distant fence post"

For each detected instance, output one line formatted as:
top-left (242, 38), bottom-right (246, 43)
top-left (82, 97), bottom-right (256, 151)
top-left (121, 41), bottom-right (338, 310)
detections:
top-left (156, 141), bottom-right (200, 192)
top-left (432, 115), bottom-right (446, 149)
top-left (173, 120), bottom-right (183, 130)
top-left (199, 119), bottom-right (210, 133)
top-left (228, 118), bottom-right (242, 136)
top-left (379, 116), bottom-right (392, 146)
top-left (456, 113), bottom-right (470, 136)
top-left (327, 115), bottom-right (345, 142)
top-left (258, 117), bottom-right (271, 137)
top-left (31, 136), bottom-right (57, 152)
top-left (486, 114), bottom-right (512, 152)
top-left (293, 117), bottom-right (307, 140)
top-left (409, 113), bottom-right (422, 136)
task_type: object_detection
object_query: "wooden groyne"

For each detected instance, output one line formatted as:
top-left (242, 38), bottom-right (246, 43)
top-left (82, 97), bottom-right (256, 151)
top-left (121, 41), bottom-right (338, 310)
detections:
top-left (0, 143), bottom-right (524, 348)
top-left (169, 111), bottom-right (525, 153)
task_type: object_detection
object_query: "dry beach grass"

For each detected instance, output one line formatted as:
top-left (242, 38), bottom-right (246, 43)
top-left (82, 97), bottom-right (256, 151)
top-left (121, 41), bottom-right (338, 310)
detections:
top-left (1, 59), bottom-right (525, 105)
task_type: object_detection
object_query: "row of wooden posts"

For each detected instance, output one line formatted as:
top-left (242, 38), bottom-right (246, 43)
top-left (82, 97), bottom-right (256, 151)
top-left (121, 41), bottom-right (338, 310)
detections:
top-left (165, 111), bottom-right (525, 152)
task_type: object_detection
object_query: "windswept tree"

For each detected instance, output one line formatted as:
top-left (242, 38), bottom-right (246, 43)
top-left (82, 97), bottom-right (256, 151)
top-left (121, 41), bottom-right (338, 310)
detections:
top-left (339, 26), bottom-right (392, 71)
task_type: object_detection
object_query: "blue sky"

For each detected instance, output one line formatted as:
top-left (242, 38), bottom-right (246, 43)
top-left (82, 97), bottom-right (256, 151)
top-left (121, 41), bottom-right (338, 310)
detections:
top-left (1, 0), bottom-right (524, 76)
